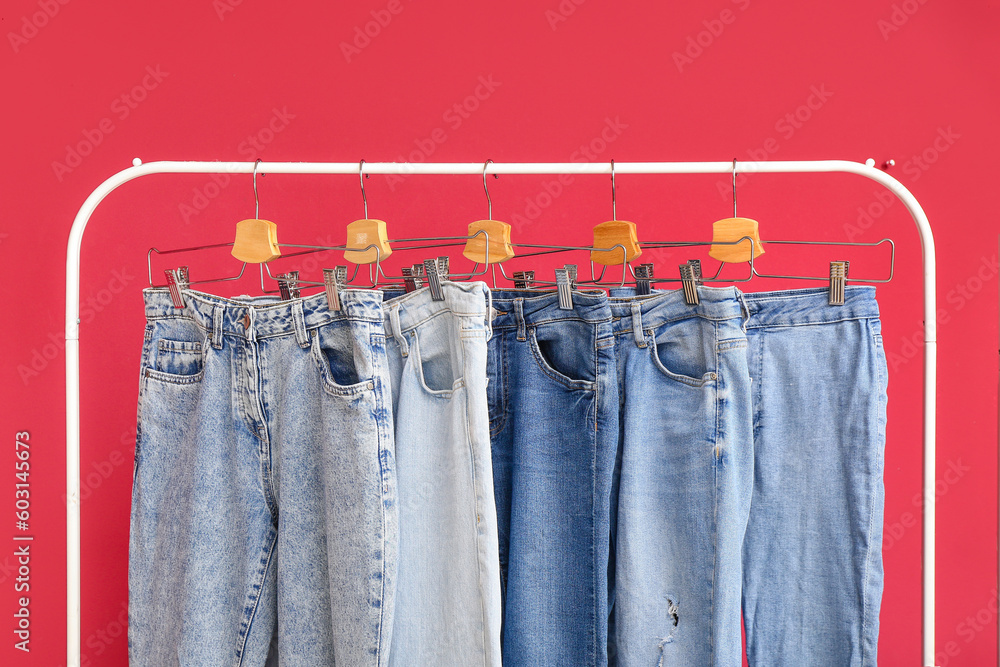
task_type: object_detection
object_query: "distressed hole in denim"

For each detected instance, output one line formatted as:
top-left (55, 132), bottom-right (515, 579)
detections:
top-left (657, 598), bottom-right (679, 667)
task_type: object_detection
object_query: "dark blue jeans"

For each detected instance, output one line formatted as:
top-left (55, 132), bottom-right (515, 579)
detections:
top-left (487, 290), bottom-right (617, 667)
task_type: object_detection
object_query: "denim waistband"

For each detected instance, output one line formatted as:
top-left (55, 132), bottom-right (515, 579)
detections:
top-left (143, 287), bottom-right (386, 340)
top-left (489, 289), bottom-right (611, 329)
top-left (739, 286), bottom-right (880, 328)
top-left (382, 281), bottom-right (489, 334)
top-left (607, 286), bottom-right (745, 329)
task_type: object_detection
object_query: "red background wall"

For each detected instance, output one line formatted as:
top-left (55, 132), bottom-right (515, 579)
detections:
top-left (1, 0), bottom-right (996, 664)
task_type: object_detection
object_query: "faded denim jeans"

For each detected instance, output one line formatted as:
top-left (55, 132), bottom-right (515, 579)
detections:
top-left (129, 287), bottom-right (397, 666)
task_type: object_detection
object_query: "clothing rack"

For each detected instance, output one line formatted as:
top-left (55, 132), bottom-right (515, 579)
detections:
top-left (64, 159), bottom-right (938, 667)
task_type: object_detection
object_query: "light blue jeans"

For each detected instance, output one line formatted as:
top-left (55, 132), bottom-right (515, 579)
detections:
top-left (129, 287), bottom-right (397, 666)
top-left (741, 287), bottom-right (888, 667)
top-left (610, 287), bottom-right (753, 667)
top-left (383, 282), bottom-right (503, 667)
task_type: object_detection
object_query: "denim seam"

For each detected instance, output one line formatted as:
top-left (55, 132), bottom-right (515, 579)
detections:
top-left (490, 314), bottom-right (613, 329)
top-left (489, 334), bottom-right (510, 439)
top-left (709, 319), bottom-right (720, 667)
top-left (372, 339), bottom-right (391, 664)
top-left (142, 367), bottom-right (206, 385)
top-left (527, 327), bottom-right (597, 391)
top-left (589, 329), bottom-right (599, 667)
top-left (744, 315), bottom-right (877, 329)
top-left (460, 346), bottom-right (490, 667)
top-left (235, 527), bottom-right (277, 667)
top-left (860, 318), bottom-right (885, 666)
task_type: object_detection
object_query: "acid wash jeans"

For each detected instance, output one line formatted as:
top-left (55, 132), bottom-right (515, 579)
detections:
top-left (129, 287), bottom-right (397, 666)
top-left (610, 287), bottom-right (753, 667)
top-left (382, 282), bottom-right (503, 667)
top-left (741, 287), bottom-right (888, 667)
top-left (486, 290), bottom-right (618, 667)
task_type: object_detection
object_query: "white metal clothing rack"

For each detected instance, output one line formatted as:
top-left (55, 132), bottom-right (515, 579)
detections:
top-left (64, 159), bottom-right (938, 666)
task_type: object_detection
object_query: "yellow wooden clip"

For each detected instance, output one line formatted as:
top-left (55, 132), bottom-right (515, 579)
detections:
top-left (343, 218), bottom-right (393, 264)
top-left (464, 219), bottom-right (515, 264)
top-left (708, 217), bottom-right (765, 263)
top-left (231, 218), bottom-right (281, 263)
top-left (591, 220), bottom-right (642, 266)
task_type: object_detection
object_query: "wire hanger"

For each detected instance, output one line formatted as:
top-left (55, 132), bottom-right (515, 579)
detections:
top-left (639, 158), bottom-right (894, 305)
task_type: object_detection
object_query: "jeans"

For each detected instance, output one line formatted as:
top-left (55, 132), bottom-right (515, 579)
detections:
top-left (487, 290), bottom-right (618, 667)
top-left (610, 287), bottom-right (753, 667)
top-left (740, 287), bottom-right (888, 667)
top-left (129, 287), bottom-right (397, 666)
top-left (383, 282), bottom-right (503, 666)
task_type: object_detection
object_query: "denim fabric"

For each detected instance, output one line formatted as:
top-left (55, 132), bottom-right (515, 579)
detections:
top-left (609, 286), bottom-right (753, 667)
top-left (486, 289), bottom-right (618, 667)
top-left (129, 287), bottom-right (397, 667)
top-left (382, 282), bottom-right (503, 666)
top-left (740, 287), bottom-right (887, 667)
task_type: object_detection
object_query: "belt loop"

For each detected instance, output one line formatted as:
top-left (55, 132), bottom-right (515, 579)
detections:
top-left (291, 300), bottom-right (310, 348)
top-left (736, 288), bottom-right (751, 333)
top-left (484, 285), bottom-right (494, 342)
top-left (514, 298), bottom-right (526, 342)
top-left (211, 305), bottom-right (225, 349)
top-left (389, 304), bottom-right (409, 357)
top-left (631, 302), bottom-right (646, 348)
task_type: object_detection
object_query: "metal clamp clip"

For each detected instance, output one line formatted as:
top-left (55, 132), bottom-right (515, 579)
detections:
top-left (323, 266), bottom-right (348, 311)
top-left (680, 263), bottom-right (700, 305)
top-left (829, 261), bottom-right (849, 305)
top-left (424, 258), bottom-right (444, 301)
top-left (164, 268), bottom-right (185, 309)
top-left (635, 262), bottom-right (654, 295)
top-left (556, 267), bottom-right (573, 310)
top-left (513, 270), bottom-right (535, 289)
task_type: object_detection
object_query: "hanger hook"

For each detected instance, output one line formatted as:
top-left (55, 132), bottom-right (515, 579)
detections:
top-left (611, 159), bottom-right (616, 220)
top-left (359, 159), bottom-right (369, 219)
top-left (253, 158), bottom-right (262, 219)
top-left (732, 158), bottom-right (738, 218)
top-left (483, 159), bottom-right (497, 220)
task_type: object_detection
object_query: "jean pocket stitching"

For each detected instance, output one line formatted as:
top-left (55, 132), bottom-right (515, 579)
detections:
top-left (409, 331), bottom-right (460, 399)
top-left (527, 328), bottom-right (596, 391)
top-left (309, 330), bottom-right (376, 397)
top-left (142, 366), bottom-right (206, 385)
top-left (647, 339), bottom-right (717, 388)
